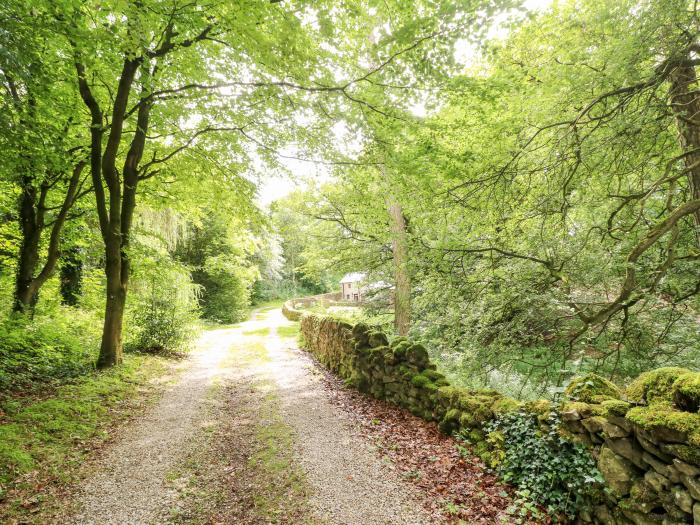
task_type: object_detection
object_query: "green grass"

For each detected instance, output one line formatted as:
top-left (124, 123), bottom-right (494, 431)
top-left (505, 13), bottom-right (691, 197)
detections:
top-left (243, 327), bottom-right (271, 337)
top-left (246, 381), bottom-right (317, 524)
top-left (225, 341), bottom-right (317, 523)
top-left (277, 324), bottom-right (299, 338)
top-left (0, 354), bottom-right (170, 514)
top-left (163, 339), bottom-right (317, 524)
top-left (233, 342), bottom-right (315, 522)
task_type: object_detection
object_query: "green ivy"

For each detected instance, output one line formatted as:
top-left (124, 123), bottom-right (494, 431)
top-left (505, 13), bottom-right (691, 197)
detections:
top-left (484, 410), bottom-right (604, 521)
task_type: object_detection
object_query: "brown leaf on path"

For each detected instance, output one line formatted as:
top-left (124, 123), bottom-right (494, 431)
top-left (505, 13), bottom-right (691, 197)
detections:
top-left (310, 357), bottom-right (546, 525)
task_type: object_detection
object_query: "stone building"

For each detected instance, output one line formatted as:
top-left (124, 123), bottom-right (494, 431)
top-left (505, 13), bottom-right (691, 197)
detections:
top-left (340, 272), bottom-right (366, 302)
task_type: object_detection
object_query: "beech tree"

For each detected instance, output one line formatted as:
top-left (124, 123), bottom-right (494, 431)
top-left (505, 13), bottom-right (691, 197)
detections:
top-left (0, 1), bottom-right (90, 313)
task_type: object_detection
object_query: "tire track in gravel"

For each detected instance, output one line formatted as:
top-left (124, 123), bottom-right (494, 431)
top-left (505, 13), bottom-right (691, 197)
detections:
top-left (263, 308), bottom-right (439, 525)
top-left (62, 323), bottom-right (252, 525)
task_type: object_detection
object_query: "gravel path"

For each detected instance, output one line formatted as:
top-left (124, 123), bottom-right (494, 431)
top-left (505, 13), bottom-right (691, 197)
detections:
top-left (63, 309), bottom-right (436, 525)
top-left (264, 309), bottom-right (435, 525)
top-left (64, 327), bottom-right (239, 525)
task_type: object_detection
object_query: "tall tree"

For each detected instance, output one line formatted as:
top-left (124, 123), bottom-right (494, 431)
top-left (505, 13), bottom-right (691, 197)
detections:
top-left (0, 0), bottom-right (90, 313)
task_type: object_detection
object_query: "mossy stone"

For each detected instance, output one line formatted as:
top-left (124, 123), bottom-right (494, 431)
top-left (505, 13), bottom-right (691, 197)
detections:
top-left (438, 408), bottom-right (461, 434)
top-left (626, 406), bottom-right (700, 445)
top-left (601, 399), bottom-right (632, 417)
top-left (660, 443), bottom-right (700, 467)
top-left (390, 336), bottom-right (408, 348)
top-left (620, 508), bottom-right (663, 524)
top-left (607, 437), bottom-right (644, 468)
top-left (392, 340), bottom-right (411, 361)
top-left (560, 401), bottom-right (598, 420)
top-left (682, 474), bottom-right (700, 500)
top-left (368, 330), bottom-right (389, 348)
top-left (458, 396), bottom-right (495, 426)
top-left (565, 373), bottom-right (621, 403)
top-left (582, 416), bottom-right (607, 434)
top-left (422, 369), bottom-right (445, 382)
top-left (626, 367), bottom-right (690, 406)
top-left (672, 372), bottom-right (700, 412)
top-left (671, 485), bottom-right (693, 513)
top-left (410, 374), bottom-right (430, 388)
top-left (629, 478), bottom-right (659, 505)
top-left (644, 470), bottom-right (671, 493)
top-left (351, 322), bottom-right (371, 346)
top-left (524, 399), bottom-right (551, 421)
top-left (492, 397), bottom-right (521, 414)
top-left (598, 446), bottom-right (640, 496)
top-left (405, 343), bottom-right (429, 367)
top-left (436, 386), bottom-right (462, 407)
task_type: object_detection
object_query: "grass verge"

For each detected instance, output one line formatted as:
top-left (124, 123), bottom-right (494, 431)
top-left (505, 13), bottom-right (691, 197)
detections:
top-left (277, 324), bottom-right (299, 339)
top-left (0, 353), bottom-right (172, 522)
top-left (243, 327), bottom-right (271, 337)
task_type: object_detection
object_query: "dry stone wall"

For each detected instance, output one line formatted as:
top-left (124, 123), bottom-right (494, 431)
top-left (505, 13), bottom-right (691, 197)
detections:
top-left (283, 301), bottom-right (700, 525)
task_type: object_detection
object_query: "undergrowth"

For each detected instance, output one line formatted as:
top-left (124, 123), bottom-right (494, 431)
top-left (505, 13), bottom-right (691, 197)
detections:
top-left (0, 310), bottom-right (100, 395)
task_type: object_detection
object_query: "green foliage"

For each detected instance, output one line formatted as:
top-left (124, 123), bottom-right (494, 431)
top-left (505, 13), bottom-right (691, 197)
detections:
top-left (127, 262), bottom-right (199, 355)
top-left (0, 310), bottom-right (100, 394)
top-left (294, 0), bottom-right (700, 399)
top-left (176, 211), bottom-right (258, 324)
top-left (485, 411), bottom-right (604, 521)
top-left (199, 254), bottom-right (256, 323)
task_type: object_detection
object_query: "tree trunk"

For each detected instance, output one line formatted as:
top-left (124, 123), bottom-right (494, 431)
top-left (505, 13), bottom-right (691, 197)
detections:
top-left (669, 62), bottom-right (700, 245)
top-left (387, 197), bottom-right (411, 336)
top-left (97, 243), bottom-right (126, 368)
top-left (94, 60), bottom-right (148, 368)
top-left (13, 180), bottom-right (41, 313)
top-left (13, 162), bottom-right (86, 312)
top-left (60, 247), bottom-right (82, 306)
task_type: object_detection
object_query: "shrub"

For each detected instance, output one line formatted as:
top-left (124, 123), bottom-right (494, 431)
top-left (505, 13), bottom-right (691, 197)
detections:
top-left (484, 410), bottom-right (603, 521)
top-left (128, 261), bottom-right (199, 354)
top-left (0, 310), bottom-right (99, 394)
top-left (198, 254), bottom-right (256, 323)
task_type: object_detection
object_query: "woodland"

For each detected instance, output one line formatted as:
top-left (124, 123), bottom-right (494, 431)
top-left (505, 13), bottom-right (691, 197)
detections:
top-left (0, 0), bottom-right (699, 523)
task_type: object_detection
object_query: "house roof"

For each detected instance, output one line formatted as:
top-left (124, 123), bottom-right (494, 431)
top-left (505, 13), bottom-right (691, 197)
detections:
top-left (340, 272), bottom-right (366, 284)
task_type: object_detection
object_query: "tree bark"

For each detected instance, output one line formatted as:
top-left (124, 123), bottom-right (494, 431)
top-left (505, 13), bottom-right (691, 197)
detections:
top-left (60, 246), bottom-right (82, 306)
top-left (13, 162), bottom-right (86, 313)
top-left (669, 62), bottom-right (700, 245)
top-left (387, 195), bottom-right (411, 336)
top-left (14, 179), bottom-right (42, 312)
top-left (98, 261), bottom-right (126, 367)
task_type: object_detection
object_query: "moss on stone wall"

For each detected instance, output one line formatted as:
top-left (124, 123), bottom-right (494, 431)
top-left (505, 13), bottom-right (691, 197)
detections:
top-left (625, 367), bottom-right (690, 405)
top-left (282, 302), bottom-right (700, 525)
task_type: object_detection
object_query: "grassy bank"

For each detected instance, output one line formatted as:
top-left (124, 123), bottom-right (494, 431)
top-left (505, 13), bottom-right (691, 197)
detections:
top-left (0, 353), bottom-right (173, 521)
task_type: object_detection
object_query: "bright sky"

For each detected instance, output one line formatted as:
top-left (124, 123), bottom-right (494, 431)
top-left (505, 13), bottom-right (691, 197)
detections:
top-left (256, 0), bottom-right (554, 207)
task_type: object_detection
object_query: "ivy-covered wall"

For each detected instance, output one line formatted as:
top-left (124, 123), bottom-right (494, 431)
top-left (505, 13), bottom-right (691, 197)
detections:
top-left (284, 301), bottom-right (700, 525)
